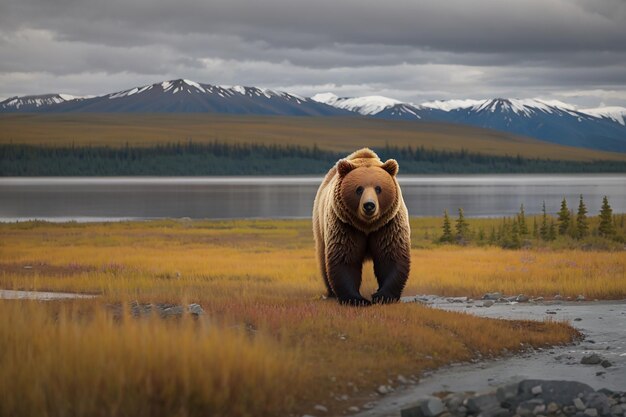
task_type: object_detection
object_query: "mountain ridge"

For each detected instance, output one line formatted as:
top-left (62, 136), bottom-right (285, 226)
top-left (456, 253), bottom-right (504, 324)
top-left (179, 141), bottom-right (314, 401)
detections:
top-left (2, 78), bottom-right (625, 152)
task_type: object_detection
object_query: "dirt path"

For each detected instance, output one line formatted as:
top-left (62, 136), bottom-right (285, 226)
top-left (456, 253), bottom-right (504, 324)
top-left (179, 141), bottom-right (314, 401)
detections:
top-left (356, 297), bottom-right (626, 417)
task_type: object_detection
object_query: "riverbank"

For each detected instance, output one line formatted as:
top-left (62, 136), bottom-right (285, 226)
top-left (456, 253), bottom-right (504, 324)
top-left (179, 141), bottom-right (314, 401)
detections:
top-left (357, 297), bottom-right (626, 417)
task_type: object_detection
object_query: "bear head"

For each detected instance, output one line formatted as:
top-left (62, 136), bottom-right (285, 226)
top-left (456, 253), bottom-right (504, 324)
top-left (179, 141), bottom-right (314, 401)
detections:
top-left (336, 157), bottom-right (399, 228)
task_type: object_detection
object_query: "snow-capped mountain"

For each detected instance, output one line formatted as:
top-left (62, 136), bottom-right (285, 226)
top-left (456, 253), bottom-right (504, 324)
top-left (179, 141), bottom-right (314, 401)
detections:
top-left (0, 93), bottom-right (84, 112)
top-left (320, 95), bottom-right (626, 152)
top-left (0, 79), bottom-right (350, 116)
top-left (2, 80), bottom-right (625, 152)
top-left (311, 93), bottom-right (445, 120)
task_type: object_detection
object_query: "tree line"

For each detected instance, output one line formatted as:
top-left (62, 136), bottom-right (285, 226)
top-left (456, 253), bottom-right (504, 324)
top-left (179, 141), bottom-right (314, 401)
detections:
top-left (2, 141), bottom-right (626, 175)
top-left (440, 196), bottom-right (624, 249)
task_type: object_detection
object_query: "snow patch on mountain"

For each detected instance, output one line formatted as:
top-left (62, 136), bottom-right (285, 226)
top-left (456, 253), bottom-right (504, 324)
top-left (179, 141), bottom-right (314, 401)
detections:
top-left (580, 106), bottom-right (626, 126)
top-left (311, 93), bottom-right (402, 115)
top-left (421, 99), bottom-right (486, 112)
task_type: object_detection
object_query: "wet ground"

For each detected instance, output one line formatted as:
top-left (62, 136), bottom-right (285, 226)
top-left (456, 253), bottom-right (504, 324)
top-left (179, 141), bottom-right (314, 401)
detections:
top-left (357, 296), bottom-right (626, 417)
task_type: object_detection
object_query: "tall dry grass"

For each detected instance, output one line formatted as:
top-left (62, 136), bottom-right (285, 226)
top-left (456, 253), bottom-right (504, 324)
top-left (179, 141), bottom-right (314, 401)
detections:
top-left (0, 219), bottom-right (602, 415)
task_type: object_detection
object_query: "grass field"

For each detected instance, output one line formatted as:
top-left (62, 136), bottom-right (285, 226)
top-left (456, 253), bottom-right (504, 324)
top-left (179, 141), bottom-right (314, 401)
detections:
top-left (2, 113), bottom-right (625, 161)
top-left (1, 218), bottom-right (622, 416)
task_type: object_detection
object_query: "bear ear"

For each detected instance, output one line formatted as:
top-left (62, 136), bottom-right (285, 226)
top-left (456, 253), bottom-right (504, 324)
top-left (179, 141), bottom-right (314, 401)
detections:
top-left (337, 159), bottom-right (356, 177)
top-left (381, 159), bottom-right (399, 177)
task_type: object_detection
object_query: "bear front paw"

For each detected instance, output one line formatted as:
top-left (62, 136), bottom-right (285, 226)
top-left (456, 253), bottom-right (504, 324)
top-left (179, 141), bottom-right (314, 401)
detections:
top-left (338, 297), bottom-right (372, 307)
top-left (371, 292), bottom-right (400, 304)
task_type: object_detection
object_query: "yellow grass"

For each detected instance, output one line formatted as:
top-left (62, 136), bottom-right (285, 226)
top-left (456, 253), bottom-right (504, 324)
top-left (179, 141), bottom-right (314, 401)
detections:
top-left (2, 113), bottom-right (625, 161)
top-left (0, 218), bottom-right (608, 416)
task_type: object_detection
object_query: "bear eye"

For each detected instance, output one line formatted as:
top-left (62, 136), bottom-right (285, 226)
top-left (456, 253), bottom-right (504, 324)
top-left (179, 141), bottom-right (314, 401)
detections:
top-left (356, 186), bottom-right (364, 196)
top-left (375, 186), bottom-right (382, 194)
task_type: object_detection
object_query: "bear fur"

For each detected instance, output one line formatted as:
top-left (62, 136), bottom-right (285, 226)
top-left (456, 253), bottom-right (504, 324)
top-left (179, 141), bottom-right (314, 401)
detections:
top-left (312, 148), bottom-right (411, 305)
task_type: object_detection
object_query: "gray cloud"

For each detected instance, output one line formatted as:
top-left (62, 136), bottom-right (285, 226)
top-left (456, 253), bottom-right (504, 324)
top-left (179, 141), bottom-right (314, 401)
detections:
top-left (0, 0), bottom-right (625, 106)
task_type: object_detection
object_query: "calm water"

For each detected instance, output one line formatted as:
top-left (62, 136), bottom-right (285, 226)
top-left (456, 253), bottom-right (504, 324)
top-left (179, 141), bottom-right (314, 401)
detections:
top-left (0, 175), bottom-right (624, 222)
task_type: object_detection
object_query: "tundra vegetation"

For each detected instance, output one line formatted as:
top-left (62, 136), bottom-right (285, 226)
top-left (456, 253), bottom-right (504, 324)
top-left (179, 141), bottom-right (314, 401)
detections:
top-left (1, 213), bottom-right (624, 416)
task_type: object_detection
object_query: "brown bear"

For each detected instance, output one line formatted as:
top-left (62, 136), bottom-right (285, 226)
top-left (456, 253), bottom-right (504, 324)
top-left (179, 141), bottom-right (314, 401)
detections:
top-left (312, 148), bottom-right (411, 305)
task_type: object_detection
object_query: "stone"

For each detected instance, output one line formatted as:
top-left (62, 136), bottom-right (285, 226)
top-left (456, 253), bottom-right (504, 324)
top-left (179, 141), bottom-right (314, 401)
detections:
top-left (563, 405), bottom-right (577, 415)
top-left (517, 399), bottom-right (546, 416)
top-left (397, 374), bottom-right (410, 384)
top-left (574, 398), bottom-right (585, 411)
top-left (517, 380), bottom-right (594, 408)
top-left (574, 318), bottom-right (583, 321)
top-left (482, 292), bottom-right (503, 300)
top-left (477, 407), bottom-right (510, 417)
top-left (347, 406), bottom-right (359, 413)
top-left (483, 300), bottom-right (495, 307)
top-left (583, 409), bottom-right (597, 417)
top-left (313, 404), bottom-right (328, 413)
top-left (496, 382), bottom-right (520, 405)
top-left (610, 405), bottom-right (624, 415)
top-left (581, 354), bottom-right (603, 365)
top-left (583, 393), bottom-right (610, 415)
top-left (516, 294), bottom-right (530, 302)
top-left (547, 402), bottom-right (560, 413)
top-left (466, 393), bottom-right (500, 414)
top-left (576, 295), bottom-right (586, 301)
top-left (188, 303), bottom-right (204, 316)
top-left (532, 385), bottom-right (543, 395)
top-left (401, 396), bottom-right (444, 417)
top-left (377, 385), bottom-right (392, 395)
top-left (600, 360), bottom-right (612, 368)
top-left (554, 294), bottom-right (563, 300)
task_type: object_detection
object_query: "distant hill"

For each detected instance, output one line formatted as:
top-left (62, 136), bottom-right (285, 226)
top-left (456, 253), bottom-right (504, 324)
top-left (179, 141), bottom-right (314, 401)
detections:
top-left (2, 79), bottom-right (626, 152)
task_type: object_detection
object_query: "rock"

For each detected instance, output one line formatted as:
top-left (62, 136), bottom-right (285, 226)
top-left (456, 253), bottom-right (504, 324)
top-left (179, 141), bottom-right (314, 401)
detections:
top-left (482, 292), bottom-right (502, 300)
top-left (444, 393), bottom-right (466, 411)
top-left (466, 393), bottom-right (500, 414)
top-left (483, 300), bottom-right (495, 307)
top-left (517, 399), bottom-right (545, 416)
top-left (576, 294), bottom-right (586, 301)
top-left (516, 294), bottom-right (530, 302)
top-left (377, 385), bottom-right (392, 395)
top-left (574, 398), bottom-right (586, 411)
top-left (476, 407), bottom-right (510, 417)
top-left (347, 406), bottom-right (359, 413)
top-left (547, 402), bottom-right (560, 413)
top-left (517, 380), bottom-right (594, 408)
top-left (583, 393), bottom-right (610, 415)
top-left (581, 354), bottom-right (603, 365)
top-left (583, 408), bottom-right (598, 417)
top-left (532, 296), bottom-right (545, 302)
top-left (496, 382), bottom-right (519, 406)
top-left (532, 385), bottom-right (543, 395)
top-left (159, 304), bottom-right (185, 317)
top-left (401, 396), bottom-right (444, 417)
top-left (362, 402), bottom-right (376, 409)
top-left (313, 404), bottom-right (328, 413)
top-left (397, 374), bottom-right (410, 384)
top-left (574, 318), bottom-right (583, 321)
top-left (610, 405), bottom-right (624, 415)
top-left (563, 405), bottom-right (577, 414)
top-left (554, 294), bottom-right (563, 300)
top-left (600, 359), bottom-right (612, 368)
top-left (188, 303), bottom-right (205, 316)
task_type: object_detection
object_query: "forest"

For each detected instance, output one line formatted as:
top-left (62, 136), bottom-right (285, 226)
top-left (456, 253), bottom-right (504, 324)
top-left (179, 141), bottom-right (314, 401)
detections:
top-left (2, 141), bottom-right (625, 175)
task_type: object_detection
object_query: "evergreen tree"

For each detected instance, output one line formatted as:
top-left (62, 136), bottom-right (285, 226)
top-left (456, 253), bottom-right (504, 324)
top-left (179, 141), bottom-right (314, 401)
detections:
top-left (532, 217), bottom-right (538, 238)
top-left (511, 220), bottom-right (522, 248)
top-left (517, 204), bottom-right (528, 235)
top-left (557, 198), bottom-right (570, 235)
top-left (455, 208), bottom-right (470, 241)
top-left (576, 194), bottom-right (588, 239)
top-left (489, 227), bottom-right (496, 244)
top-left (598, 196), bottom-right (614, 237)
top-left (478, 228), bottom-right (485, 242)
top-left (440, 210), bottom-right (453, 243)
top-left (548, 220), bottom-right (557, 241)
top-left (540, 201), bottom-right (549, 241)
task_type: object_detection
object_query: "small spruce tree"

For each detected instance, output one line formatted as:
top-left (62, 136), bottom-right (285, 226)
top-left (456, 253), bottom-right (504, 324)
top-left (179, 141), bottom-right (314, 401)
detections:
top-left (455, 208), bottom-right (470, 242)
top-left (540, 201), bottom-right (549, 241)
top-left (517, 204), bottom-right (528, 235)
top-left (598, 196), bottom-right (614, 237)
top-left (576, 194), bottom-right (588, 239)
top-left (440, 209), bottom-right (453, 243)
top-left (548, 219), bottom-right (557, 241)
top-left (557, 198), bottom-right (570, 235)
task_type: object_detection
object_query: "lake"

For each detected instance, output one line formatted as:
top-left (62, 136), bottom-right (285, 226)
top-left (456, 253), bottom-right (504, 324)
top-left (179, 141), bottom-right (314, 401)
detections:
top-left (0, 175), bottom-right (624, 222)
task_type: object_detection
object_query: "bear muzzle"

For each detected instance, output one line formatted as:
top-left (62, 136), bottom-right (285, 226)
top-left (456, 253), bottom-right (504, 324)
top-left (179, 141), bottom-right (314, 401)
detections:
top-left (361, 199), bottom-right (378, 218)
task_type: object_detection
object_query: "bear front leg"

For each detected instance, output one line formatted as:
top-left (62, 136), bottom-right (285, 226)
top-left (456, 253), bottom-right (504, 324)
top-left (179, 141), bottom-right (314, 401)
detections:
top-left (371, 257), bottom-right (410, 304)
top-left (369, 216), bottom-right (411, 304)
top-left (326, 261), bottom-right (371, 306)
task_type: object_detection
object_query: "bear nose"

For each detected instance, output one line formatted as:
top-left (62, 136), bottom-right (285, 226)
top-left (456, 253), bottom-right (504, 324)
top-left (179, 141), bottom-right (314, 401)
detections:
top-left (363, 201), bottom-right (376, 214)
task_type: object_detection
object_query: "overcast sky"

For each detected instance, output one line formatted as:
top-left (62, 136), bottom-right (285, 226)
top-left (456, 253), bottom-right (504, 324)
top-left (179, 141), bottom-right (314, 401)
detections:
top-left (1, 0), bottom-right (625, 107)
